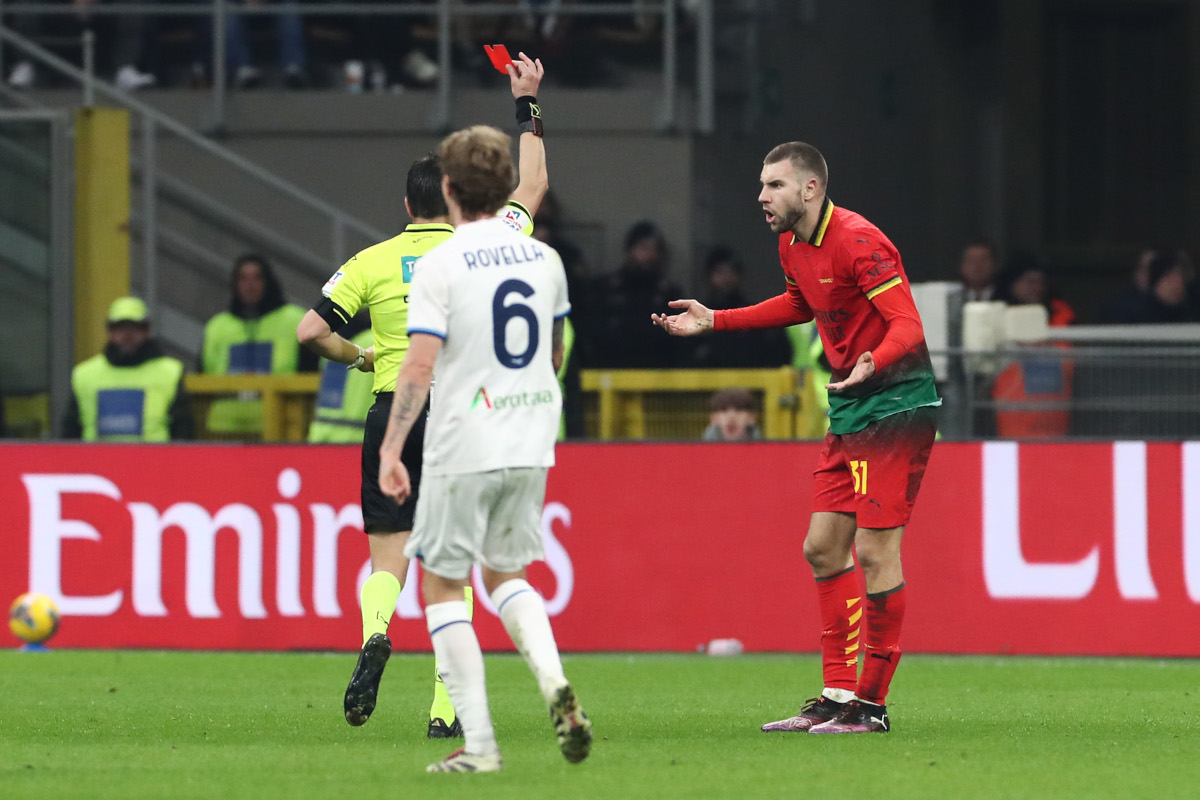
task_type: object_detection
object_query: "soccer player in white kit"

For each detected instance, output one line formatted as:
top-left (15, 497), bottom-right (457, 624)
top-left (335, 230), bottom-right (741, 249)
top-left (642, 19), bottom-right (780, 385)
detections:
top-left (378, 124), bottom-right (591, 774)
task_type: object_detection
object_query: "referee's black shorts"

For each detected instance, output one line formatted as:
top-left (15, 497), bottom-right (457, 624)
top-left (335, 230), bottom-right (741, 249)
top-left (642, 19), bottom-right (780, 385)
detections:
top-left (360, 392), bottom-right (427, 534)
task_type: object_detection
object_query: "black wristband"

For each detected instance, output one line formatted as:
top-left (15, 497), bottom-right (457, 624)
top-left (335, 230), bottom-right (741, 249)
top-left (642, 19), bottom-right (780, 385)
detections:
top-left (516, 95), bottom-right (543, 136)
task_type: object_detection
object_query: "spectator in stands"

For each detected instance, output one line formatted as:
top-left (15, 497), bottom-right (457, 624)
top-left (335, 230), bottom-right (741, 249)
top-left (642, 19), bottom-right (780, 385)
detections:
top-left (532, 190), bottom-right (590, 300)
top-left (4, 0), bottom-right (46, 88)
top-left (995, 251), bottom-right (1076, 327)
top-left (1100, 248), bottom-right (1156, 323)
top-left (527, 191), bottom-right (588, 436)
top-left (307, 312), bottom-right (374, 443)
top-left (786, 320), bottom-right (831, 432)
top-left (1105, 250), bottom-right (1200, 324)
top-left (346, 11), bottom-right (438, 91)
top-left (6, 0), bottom-right (157, 90)
top-left (226, 0), bottom-right (309, 88)
top-left (691, 245), bottom-right (791, 368)
top-left (959, 238), bottom-right (998, 302)
top-left (63, 297), bottom-right (192, 441)
top-left (991, 252), bottom-right (1076, 438)
top-left (702, 387), bottom-right (762, 442)
top-left (201, 254), bottom-right (315, 436)
top-left (587, 220), bottom-right (684, 368)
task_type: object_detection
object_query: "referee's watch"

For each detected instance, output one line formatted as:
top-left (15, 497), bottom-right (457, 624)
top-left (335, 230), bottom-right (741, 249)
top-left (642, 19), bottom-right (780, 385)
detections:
top-left (516, 95), bottom-right (542, 137)
top-left (348, 344), bottom-right (366, 371)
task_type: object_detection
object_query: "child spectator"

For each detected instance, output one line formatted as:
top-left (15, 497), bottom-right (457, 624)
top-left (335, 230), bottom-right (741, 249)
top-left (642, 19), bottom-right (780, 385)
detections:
top-left (702, 387), bottom-right (762, 442)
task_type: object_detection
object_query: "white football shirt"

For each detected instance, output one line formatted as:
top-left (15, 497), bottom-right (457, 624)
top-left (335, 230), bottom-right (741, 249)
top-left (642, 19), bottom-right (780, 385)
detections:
top-left (406, 216), bottom-right (570, 475)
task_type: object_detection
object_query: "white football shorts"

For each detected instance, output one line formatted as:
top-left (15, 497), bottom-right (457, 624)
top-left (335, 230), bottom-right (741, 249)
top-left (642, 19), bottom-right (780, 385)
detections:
top-left (405, 467), bottom-right (549, 579)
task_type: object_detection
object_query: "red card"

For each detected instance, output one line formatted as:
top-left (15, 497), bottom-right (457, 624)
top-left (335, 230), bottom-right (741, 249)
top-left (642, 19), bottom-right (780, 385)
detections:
top-left (484, 44), bottom-right (513, 74)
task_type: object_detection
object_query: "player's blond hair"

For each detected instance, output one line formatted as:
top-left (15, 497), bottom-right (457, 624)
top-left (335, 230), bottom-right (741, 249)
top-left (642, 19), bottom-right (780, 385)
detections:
top-left (438, 125), bottom-right (515, 218)
top-left (764, 141), bottom-right (829, 189)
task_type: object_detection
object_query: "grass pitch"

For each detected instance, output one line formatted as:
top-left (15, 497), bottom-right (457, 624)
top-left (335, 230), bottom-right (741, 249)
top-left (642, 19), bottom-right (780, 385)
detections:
top-left (1, 650), bottom-right (1196, 800)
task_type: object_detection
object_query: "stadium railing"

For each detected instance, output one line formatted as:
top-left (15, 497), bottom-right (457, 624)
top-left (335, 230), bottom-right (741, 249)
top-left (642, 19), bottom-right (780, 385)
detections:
top-left (933, 334), bottom-right (1200, 440)
top-left (181, 367), bottom-right (826, 443)
top-left (184, 373), bottom-right (320, 441)
top-left (0, 0), bottom-right (716, 134)
top-left (578, 366), bottom-right (826, 440)
top-left (179, 335), bottom-right (1200, 443)
top-left (0, 26), bottom-right (389, 359)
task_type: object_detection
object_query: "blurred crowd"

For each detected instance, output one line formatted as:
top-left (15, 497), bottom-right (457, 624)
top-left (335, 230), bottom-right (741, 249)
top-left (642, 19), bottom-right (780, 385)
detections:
top-left (54, 203), bottom-right (1200, 445)
top-left (3, 0), bottom-right (673, 91)
top-left (957, 239), bottom-right (1200, 328)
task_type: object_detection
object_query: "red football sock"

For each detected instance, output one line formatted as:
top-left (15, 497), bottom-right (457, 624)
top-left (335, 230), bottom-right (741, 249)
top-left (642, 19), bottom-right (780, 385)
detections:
top-left (814, 566), bottom-right (862, 693)
top-left (856, 582), bottom-right (906, 704)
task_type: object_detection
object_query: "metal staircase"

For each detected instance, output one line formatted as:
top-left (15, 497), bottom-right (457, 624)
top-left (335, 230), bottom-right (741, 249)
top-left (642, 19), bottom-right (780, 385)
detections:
top-left (0, 25), bottom-right (387, 363)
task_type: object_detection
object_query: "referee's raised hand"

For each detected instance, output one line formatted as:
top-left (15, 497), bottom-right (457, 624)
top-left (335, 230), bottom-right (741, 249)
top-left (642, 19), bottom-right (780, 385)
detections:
top-left (507, 51), bottom-right (544, 98)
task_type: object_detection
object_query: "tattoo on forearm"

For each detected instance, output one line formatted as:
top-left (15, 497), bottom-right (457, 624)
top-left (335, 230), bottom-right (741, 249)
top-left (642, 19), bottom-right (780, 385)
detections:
top-left (382, 381), bottom-right (424, 451)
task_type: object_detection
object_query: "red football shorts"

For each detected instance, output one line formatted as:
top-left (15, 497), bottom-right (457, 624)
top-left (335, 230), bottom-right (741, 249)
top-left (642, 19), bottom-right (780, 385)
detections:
top-left (812, 406), bottom-right (937, 529)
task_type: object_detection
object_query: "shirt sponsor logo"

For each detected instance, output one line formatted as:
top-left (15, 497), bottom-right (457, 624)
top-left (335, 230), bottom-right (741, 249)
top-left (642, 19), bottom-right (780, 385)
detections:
top-left (463, 243), bottom-right (545, 270)
top-left (471, 385), bottom-right (554, 410)
top-left (321, 270), bottom-right (344, 298)
top-left (813, 308), bottom-right (849, 325)
top-left (500, 207), bottom-right (527, 232)
top-left (471, 387), bottom-right (493, 409)
top-left (402, 256), bottom-right (419, 283)
top-left (865, 258), bottom-right (896, 280)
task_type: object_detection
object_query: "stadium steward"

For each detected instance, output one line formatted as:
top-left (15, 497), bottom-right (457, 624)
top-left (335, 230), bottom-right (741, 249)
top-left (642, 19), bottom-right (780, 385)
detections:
top-left (201, 254), bottom-right (314, 437)
top-left (63, 296), bottom-right (192, 441)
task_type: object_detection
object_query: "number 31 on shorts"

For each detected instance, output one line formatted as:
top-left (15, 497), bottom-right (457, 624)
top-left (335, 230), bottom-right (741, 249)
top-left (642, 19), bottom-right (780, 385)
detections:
top-left (850, 460), bottom-right (868, 495)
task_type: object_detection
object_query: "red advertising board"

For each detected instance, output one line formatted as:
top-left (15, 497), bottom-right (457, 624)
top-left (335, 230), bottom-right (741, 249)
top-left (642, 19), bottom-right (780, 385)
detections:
top-left (2, 441), bottom-right (1197, 656)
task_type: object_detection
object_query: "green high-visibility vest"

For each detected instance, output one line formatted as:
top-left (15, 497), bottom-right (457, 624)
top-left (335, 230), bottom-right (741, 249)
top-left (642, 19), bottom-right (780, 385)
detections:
top-left (307, 329), bottom-right (375, 444)
top-left (556, 317), bottom-right (575, 442)
top-left (202, 304), bottom-right (307, 434)
top-left (72, 353), bottom-right (185, 441)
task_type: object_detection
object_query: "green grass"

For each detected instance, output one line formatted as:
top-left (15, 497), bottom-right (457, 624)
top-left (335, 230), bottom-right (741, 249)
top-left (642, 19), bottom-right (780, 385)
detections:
top-left (0, 650), bottom-right (1196, 799)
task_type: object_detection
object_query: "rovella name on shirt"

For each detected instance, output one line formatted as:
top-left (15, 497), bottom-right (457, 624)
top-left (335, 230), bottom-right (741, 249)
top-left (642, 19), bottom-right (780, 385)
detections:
top-left (463, 242), bottom-right (547, 271)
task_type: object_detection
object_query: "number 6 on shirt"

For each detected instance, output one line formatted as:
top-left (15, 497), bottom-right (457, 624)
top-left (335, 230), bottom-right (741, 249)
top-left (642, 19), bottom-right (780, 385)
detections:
top-left (493, 279), bottom-right (539, 368)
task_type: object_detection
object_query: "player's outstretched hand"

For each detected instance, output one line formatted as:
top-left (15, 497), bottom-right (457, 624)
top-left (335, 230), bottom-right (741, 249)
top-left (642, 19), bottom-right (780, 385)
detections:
top-left (507, 52), bottom-right (543, 98)
top-left (379, 447), bottom-right (412, 503)
top-left (651, 299), bottom-right (714, 336)
top-left (826, 351), bottom-right (876, 391)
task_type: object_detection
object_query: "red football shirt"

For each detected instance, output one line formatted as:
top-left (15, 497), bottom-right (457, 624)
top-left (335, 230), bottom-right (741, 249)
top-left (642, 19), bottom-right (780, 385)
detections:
top-left (777, 200), bottom-right (908, 372)
top-left (715, 199), bottom-right (940, 433)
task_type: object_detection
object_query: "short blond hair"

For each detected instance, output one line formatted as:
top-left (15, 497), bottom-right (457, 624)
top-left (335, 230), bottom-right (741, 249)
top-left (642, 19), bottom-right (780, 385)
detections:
top-left (438, 125), bottom-right (515, 217)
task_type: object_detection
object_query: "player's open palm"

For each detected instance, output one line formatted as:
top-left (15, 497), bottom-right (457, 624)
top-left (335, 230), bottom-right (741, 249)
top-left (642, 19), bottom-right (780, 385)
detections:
top-left (827, 351), bottom-right (876, 391)
top-left (651, 299), bottom-right (714, 336)
top-left (379, 449), bottom-right (412, 503)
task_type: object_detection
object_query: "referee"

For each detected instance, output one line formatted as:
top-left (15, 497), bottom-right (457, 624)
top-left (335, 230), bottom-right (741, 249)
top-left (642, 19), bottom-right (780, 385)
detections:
top-left (297, 51), bottom-right (549, 738)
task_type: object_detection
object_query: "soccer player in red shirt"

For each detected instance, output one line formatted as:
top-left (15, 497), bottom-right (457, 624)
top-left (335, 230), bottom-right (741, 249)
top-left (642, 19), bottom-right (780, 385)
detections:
top-left (652, 141), bottom-right (939, 734)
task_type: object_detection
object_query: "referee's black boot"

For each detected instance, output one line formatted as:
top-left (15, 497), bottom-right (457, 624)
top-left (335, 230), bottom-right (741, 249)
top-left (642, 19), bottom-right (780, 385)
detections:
top-left (427, 717), bottom-right (463, 739)
top-left (344, 633), bottom-right (391, 726)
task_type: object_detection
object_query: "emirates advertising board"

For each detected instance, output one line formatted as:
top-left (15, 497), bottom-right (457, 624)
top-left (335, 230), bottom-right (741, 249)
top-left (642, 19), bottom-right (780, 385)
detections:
top-left (2, 441), bottom-right (1198, 656)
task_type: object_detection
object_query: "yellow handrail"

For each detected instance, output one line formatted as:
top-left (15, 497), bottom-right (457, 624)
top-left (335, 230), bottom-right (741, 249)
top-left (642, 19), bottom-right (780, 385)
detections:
top-left (181, 369), bottom-right (827, 443)
top-left (184, 374), bottom-right (321, 442)
top-left (580, 367), bottom-right (825, 440)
